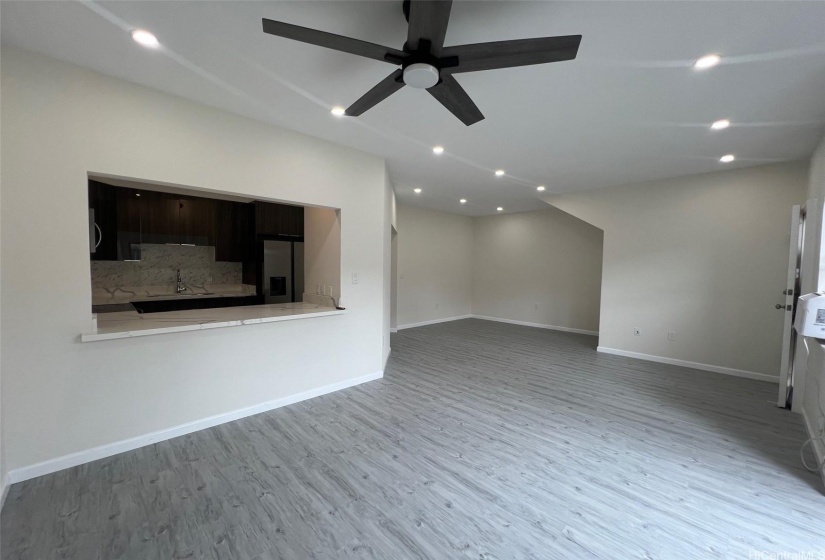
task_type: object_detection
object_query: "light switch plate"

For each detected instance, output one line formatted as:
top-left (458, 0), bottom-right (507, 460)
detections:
top-left (352, 273), bottom-right (359, 284)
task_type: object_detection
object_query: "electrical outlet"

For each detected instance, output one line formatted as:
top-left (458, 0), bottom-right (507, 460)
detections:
top-left (667, 331), bottom-right (676, 342)
top-left (534, 304), bottom-right (539, 310)
top-left (325, 286), bottom-right (332, 296)
top-left (435, 303), bottom-right (439, 310)
top-left (317, 284), bottom-right (322, 295)
top-left (633, 327), bottom-right (641, 336)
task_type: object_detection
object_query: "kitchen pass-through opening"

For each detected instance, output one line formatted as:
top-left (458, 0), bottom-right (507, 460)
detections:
top-left (87, 173), bottom-right (342, 314)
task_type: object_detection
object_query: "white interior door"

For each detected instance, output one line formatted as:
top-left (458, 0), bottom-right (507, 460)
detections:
top-left (778, 205), bottom-right (802, 408)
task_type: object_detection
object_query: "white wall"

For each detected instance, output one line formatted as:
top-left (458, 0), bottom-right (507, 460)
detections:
top-left (0, 48), bottom-right (391, 477)
top-left (800, 135), bottom-right (825, 478)
top-left (809, 135), bottom-right (825, 200)
top-left (396, 204), bottom-right (473, 327)
top-left (546, 161), bottom-right (809, 380)
top-left (382, 171), bottom-right (395, 364)
top-left (472, 207), bottom-right (603, 334)
top-left (387, 175), bottom-right (397, 335)
top-left (304, 206), bottom-right (341, 299)
top-left (391, 232), bottom-right (398, 329)
top-left (807, 138), bottom-right (825, 292)
top-left (0, 109), bottom-right (4, 504)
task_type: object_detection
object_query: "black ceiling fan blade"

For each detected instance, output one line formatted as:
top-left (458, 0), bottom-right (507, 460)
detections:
top-left (427, 74), bottom-right (484, 126)
top-left (346, 69), bottom-right (406, 116)
top-left (262, 18), bottom-right (407, 65)
top-left (441, 35), bottom-right (582, 74)
top-left (405, 0), bottom-right (453, 54)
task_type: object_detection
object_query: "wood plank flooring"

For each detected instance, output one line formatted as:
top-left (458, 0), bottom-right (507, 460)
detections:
top-left (2, 319), bottom-right (823, 559)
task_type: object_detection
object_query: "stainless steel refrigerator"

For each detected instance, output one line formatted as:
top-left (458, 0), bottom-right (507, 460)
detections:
top-left (263, 240), bottom-right (304, 304)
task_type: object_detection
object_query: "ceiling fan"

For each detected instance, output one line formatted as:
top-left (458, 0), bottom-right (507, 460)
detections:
top-left (262, 0), bottom-right (581, 126)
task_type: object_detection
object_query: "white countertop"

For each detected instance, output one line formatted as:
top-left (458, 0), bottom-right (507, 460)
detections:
top-left (82, 302), bottom-right (344, 342)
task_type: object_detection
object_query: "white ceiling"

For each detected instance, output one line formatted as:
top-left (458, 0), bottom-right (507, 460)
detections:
top-left (3, 1), bottom-right (825, 216)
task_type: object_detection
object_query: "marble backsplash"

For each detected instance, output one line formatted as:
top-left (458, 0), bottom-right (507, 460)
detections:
top-left (91, 244), bottom-right (241, 289)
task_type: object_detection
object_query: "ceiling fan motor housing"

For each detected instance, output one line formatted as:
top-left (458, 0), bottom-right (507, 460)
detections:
top-left (403, 63), bottom-right (440, 89)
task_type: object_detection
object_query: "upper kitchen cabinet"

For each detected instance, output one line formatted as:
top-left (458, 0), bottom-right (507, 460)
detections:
top-left (214, 200), bottom-right (253, 262)
top-left (115, 187), bottom-right (143, 260)
top-left (140, 190), bottom-right (180, 245)
top-left (140, 191), bottom-right (215, 246)
top-left (179, 195), bottom-right (215, 246)
top-left (89, 180), bottom-right (258, 262)
top-left (88, 180), bottom-right (119, 261)
top-left (255, 201), bottom-right (304, 238)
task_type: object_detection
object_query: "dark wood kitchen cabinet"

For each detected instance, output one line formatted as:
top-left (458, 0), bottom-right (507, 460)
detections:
top-left (115, 187), bottom-right (143, 260)
top-left (214, 200), bottom-right (253, 262)
top-left (139, 190), bottom-right (180, 245)
top-left (254, 201), bottom-right (304, 238)
top-left (89, 181), bottom-right (295, 266)
top-left (139, 191), bottom-right (215, 246)
top-left (89, 181), bottom-right (144, 261)
top-left (88, 180), bottom-right (118, 261)
top-left (179, 195), bottom-right (214, 246)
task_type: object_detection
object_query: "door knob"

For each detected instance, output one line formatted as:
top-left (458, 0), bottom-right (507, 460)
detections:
top-left (775, 304), bottom-right (785, 309)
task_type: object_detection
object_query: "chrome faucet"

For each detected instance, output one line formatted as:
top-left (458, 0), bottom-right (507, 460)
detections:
top-left (176, 269), bottom-right (187, 293)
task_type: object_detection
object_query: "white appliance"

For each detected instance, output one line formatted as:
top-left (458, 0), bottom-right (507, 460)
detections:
top-left (794, 292), bottom-right (825, 339)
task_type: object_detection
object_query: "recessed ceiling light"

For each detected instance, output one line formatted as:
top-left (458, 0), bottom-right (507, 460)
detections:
top-left (495, 170), bottom-right (505, 177)
top-left (414, 188), bottom-right (422, 193)
top-left (694, 54), bottom-right (721, 69)
top-left (720, 154), bottom-right (735, 163)
top-left (432, 145), bottom-right (444, 155)
top-left (497, 207), bottom-right (504, 212)
top-left (711, 119), bottom-right (730, 130)
top-left (131, 29), bottom-right (159, 49)
top-left (331, 106), bottom-right (346, 117)
top-left (460, 199), bottom-right (467, 204)
top-left (537, 186), bottom-right (546, 192)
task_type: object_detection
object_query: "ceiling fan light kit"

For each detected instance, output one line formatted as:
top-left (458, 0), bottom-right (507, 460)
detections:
top-left (262, 0), bottom-right (581, 126)
top-left (404, 63), bottom-right (440, 89)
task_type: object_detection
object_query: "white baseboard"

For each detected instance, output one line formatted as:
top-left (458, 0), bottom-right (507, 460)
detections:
top-left (396, 315), bottom-right (473, 330)
top-left (471, 315), bottom-right (599, 337)
top-left (395, 314), bottom-right (599, 336)
top-left (1, 474), bottom-right (10, 511)
top-left (596, 346), bottom-right (778, 383)
top-left (802, 407), bottom-right (825, 488)
top-left (390, 328), bottom-right (398, 333)
top-left (6, 370), bottom-right (383, 486)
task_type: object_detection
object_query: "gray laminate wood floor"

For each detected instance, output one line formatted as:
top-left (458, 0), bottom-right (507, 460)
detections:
top-left (2, 319), bottom-right (823, 559)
